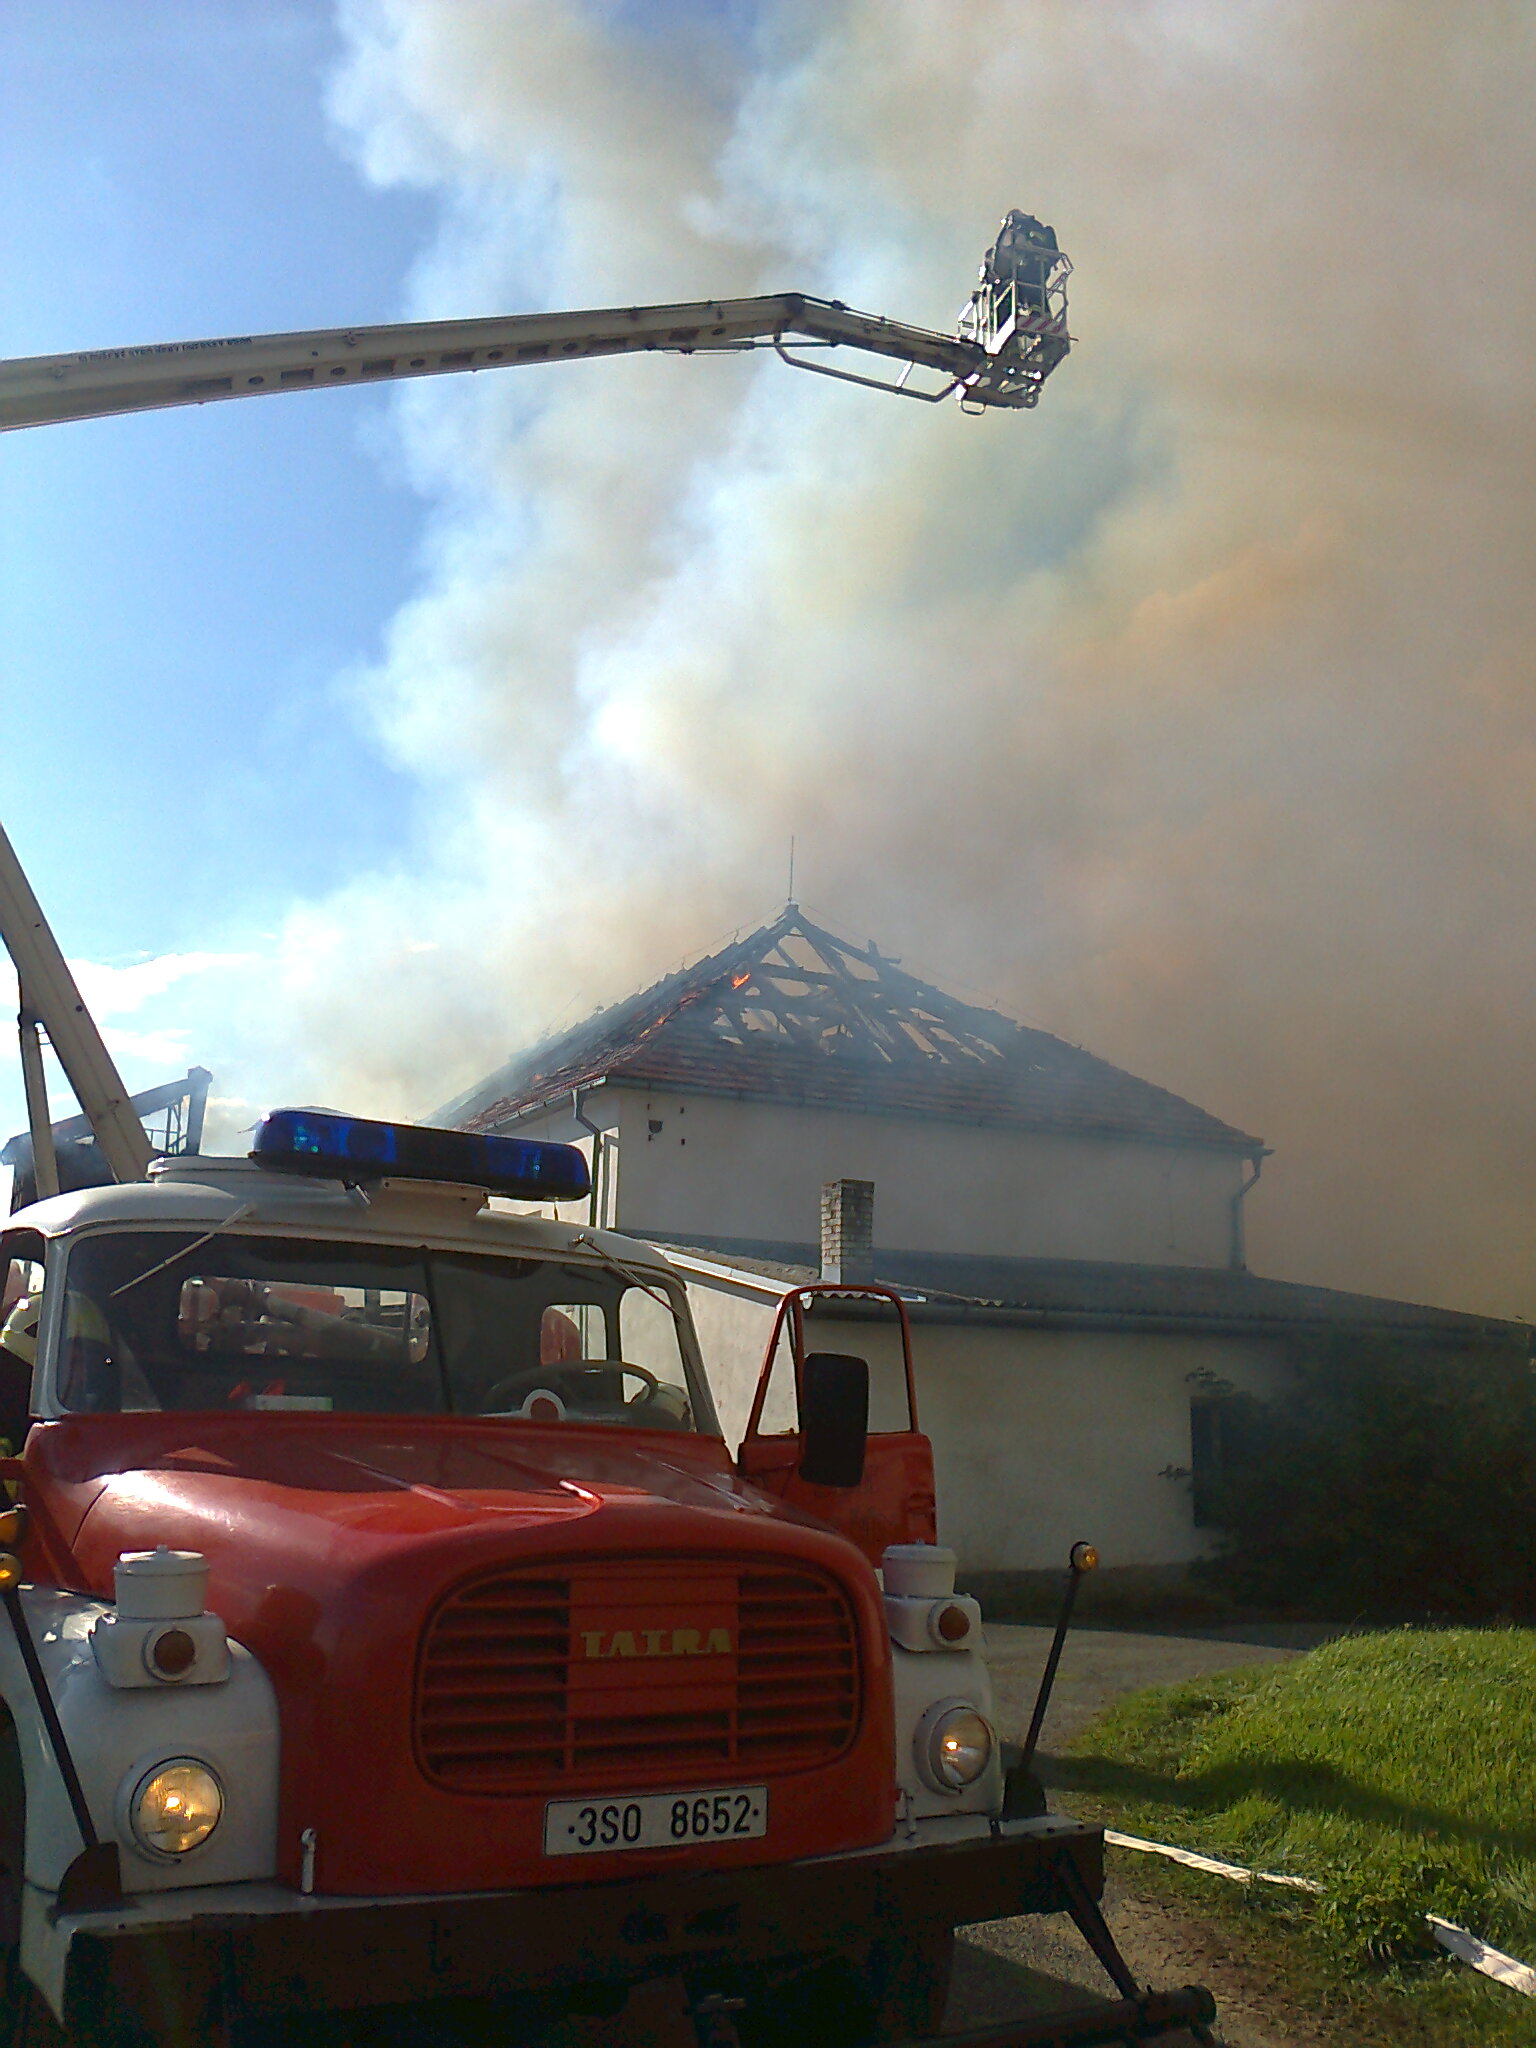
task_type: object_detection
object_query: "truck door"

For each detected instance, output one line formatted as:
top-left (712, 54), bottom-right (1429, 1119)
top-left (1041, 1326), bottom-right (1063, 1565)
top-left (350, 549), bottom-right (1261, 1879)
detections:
top-left (735, 1285), bottom-right (937, 1565)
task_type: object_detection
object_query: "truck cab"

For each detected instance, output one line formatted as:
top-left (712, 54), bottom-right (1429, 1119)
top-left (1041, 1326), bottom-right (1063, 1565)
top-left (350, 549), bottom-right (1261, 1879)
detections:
top-left (0, 1113), bottom-right (1123, 2047)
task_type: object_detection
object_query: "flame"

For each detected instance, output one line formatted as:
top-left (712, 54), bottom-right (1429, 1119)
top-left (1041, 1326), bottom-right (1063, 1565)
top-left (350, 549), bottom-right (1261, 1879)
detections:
top-left (730, 972), bottom-right (751, 989)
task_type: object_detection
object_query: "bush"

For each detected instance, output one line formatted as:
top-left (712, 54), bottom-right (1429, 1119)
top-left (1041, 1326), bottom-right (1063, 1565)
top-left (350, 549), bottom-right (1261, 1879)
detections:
top-left (1313, 1845), bottom-right (1503, 1971)
top-left (1193, 1337), bottom-right (1536, 1619)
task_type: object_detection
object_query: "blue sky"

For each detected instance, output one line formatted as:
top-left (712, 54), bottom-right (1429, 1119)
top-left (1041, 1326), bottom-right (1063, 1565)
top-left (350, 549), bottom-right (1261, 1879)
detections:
top-left (1, 5), bottom-right (435, 939)
top-left (0, 3), bottom-right (438, 1142)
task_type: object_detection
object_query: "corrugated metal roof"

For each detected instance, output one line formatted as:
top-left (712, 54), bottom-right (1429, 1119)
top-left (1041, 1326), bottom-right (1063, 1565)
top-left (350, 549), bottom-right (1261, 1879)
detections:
top-left (658, 1238), bottom-right (1532, 1348)
top-left (445, 907), bottom-right (1263, 1154)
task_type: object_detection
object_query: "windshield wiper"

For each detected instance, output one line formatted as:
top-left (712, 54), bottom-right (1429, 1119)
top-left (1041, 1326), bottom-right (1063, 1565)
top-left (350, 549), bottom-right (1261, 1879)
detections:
top-left (569, 1234), bottom-right (683, 1323)
top-left (109, 1202), bottom-right (255, 1298)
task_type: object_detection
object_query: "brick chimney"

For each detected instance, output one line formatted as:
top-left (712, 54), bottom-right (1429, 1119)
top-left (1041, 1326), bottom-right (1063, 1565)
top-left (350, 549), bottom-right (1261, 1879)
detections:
top-left (820, 1178), bottom-right (874, 1283)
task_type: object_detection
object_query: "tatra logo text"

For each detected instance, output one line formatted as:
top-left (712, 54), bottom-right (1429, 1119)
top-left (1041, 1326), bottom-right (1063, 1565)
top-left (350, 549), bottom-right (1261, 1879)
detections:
top-left (579, 1628), bottom-right (733, 1660)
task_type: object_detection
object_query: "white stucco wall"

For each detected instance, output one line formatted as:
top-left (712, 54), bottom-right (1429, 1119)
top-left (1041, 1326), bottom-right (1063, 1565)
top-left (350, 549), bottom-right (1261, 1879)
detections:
top-left (607, 1089), bottom-right (1243, 1267)
top-left (678, 1263), bottom-right (1290, 1574)
top-left (909, 1325), bottom-right (1287, 1570)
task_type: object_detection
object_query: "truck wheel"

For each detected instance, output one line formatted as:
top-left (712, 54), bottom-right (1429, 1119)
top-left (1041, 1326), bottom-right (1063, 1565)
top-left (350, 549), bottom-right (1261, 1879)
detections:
top-left (736, 1933), bottom-right (952, 2046)
top-left (864, 1932), bottom-right (954, 2040)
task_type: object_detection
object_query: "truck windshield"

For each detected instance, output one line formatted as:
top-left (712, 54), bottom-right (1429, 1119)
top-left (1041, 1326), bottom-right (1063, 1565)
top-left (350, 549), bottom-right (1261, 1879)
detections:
top-left (52, 1232), bottom-right (706, 1432)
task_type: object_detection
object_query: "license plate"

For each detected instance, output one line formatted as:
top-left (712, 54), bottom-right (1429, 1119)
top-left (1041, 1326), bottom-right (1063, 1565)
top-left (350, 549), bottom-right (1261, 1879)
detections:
top-left (544, 1786), bottom-right (768, 1857)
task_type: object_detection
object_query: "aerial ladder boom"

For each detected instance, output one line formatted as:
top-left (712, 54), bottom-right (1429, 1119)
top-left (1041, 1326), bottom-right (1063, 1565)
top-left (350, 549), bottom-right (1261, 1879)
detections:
top-left (0, 216), bottom-right (1071, 433)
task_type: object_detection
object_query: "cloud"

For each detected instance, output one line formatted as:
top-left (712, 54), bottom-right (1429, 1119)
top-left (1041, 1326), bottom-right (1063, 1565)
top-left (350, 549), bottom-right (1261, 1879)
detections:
top-left (200, 1094), bottom-right (261, 1153)
top-left (97, 1026), bottom-right (197, 1072)
top-left (0, 953), bottom-right (262, 1152)
top-left (66, 952), bottom-right (258, 1021)
top-left (166, 0), bottom-right (1536, 1320)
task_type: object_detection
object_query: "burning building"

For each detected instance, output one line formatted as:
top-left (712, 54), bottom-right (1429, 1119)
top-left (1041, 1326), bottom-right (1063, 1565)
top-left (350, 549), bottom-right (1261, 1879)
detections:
top-left (439, 908), bottom-right (1527, 1594)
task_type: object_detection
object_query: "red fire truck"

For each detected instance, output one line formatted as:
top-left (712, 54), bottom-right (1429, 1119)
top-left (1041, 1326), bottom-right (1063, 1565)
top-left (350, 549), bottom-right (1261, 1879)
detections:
top-left (0, 1109), bottom-right (1217, 2047)
top-left (0, 223), bottom-right (1216, 2044)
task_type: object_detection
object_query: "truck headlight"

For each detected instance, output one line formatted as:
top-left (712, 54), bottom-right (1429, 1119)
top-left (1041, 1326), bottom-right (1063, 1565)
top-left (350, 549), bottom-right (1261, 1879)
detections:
top-left (917, 1701), bottom-right (994, 1793)
top-left (129, 1759), bottom-right (223, 1856)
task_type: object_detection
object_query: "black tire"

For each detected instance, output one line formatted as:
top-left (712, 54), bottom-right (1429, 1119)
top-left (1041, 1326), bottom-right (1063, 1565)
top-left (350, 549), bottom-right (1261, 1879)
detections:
top-left (734, 1932), bottom-right (953, 2047)
top-left (865, 1932), bottom-right (954, 2040)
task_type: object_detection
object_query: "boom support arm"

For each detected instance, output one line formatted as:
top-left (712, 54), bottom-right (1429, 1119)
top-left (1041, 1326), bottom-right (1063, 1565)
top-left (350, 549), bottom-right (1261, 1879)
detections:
top-left (0, 285), bottom-right (1068, 433)
top-left (0, 824), bottom-right (152, 1185)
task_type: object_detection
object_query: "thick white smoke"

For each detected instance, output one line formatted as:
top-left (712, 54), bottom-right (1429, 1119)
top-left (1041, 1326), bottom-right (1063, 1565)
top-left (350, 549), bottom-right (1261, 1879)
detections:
top-left (204, 0), bottom-right (1535, 1316)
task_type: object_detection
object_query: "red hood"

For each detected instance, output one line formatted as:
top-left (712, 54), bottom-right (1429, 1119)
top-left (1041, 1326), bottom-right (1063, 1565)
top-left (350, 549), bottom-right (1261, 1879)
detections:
top-left (25, 1416), bottom-right (892, 1893)
top-left (30, 1411), bottom-right (809, 1585)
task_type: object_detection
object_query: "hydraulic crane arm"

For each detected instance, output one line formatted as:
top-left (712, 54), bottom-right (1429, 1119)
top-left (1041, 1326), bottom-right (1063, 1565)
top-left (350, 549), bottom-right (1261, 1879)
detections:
top-left (0, 270), bottom-right (1070, 434)
top-left (0, 823), bottom-right (153, 1189)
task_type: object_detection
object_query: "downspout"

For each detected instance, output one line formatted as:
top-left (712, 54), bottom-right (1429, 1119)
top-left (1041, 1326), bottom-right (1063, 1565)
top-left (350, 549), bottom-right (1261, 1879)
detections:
top-left (572, 1089), bottom-right (603, 1229)
top-left (1228, 1151), bottom-right (1266, 1271)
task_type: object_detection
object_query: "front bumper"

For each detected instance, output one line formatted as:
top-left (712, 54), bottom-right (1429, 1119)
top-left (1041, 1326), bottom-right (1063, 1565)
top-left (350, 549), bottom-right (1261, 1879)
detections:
top-left (50, 1816), bottom-right (1102, 2042)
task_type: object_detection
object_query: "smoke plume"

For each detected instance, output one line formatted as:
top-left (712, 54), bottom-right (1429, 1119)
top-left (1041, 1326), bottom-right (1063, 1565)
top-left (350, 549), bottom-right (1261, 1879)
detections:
top-left (217, 0), bottom-right (1536, 1317)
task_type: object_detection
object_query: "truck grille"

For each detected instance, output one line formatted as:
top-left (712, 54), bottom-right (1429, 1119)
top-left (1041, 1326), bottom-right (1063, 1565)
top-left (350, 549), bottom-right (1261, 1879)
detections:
top-left (416, 1556), bottom-right (860, 1793)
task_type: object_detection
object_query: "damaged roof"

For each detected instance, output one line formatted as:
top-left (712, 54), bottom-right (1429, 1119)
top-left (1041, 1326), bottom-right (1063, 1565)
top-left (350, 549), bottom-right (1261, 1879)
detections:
top-left (441, 906), bottom-right (1263, 1155)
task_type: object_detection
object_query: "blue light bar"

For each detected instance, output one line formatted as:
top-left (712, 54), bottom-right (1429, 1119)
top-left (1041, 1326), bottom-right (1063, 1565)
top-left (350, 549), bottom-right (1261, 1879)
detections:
top-left (250, 1109), bottom-right (591, 1202)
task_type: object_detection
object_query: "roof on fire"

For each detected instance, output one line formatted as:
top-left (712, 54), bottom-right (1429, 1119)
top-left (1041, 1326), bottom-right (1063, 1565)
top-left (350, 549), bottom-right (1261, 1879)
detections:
top-left (438, 907), bottom-right (1263, 1155)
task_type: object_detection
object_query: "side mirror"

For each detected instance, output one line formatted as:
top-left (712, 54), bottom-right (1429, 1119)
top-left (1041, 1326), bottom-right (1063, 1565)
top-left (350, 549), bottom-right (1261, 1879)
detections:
top-left (798, 1353), bottom-right (869, 1489)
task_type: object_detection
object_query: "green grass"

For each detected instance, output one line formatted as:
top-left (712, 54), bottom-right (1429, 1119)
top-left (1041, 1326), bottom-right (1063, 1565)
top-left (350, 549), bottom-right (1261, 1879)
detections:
top-left (1056, 1628), bottom-right (1536, 2046)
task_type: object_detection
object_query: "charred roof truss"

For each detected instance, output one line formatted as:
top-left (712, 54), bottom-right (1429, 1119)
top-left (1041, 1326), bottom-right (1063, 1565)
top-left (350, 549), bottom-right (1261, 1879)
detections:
top-left (443, 907), bottom-right (1262, 1156)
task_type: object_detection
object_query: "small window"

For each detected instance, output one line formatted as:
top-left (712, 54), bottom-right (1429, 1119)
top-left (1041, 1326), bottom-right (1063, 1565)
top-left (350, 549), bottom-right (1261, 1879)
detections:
top-left (1190, 1395), bottom-right (1257, 1527)
top-left (753, 1322), bottom-right (801, 1436)
top-left (1190, 1398), bottom-right (1223, 1527)
top-left (1, 1256), bottom-right (43, 1321)
top-left (0, 1238), bottom-right (46, 1448)
top-left (751, 1301), bottom-right (914, 1438)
